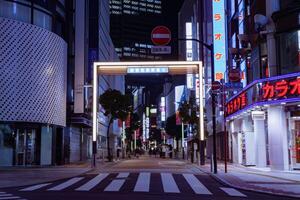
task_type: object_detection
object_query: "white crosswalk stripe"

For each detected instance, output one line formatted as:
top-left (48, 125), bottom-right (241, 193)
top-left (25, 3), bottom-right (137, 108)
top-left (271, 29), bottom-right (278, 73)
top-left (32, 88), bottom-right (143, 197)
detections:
top-left (75, 173), bottom-right (109, 191)
top-left (20, 183), bottom-right (52, 191)
top-left (0, 192), bottom-right (24, 200)
top-left (220, 187), bottom-right (247, 197)
top-left (183, 174), bottom-right (212, 195)
top-left (161, 173), bottom-right (180, 193)
top-left (0, 197), bottom-right (21, 200)
top-left (134, 172), bottom-right (150, 192)
top-left (48, 177), bottom-right (84, 191)
top-left (17, 172), bottom-right (247, 197)
top-left (104, 173), bottom-right (129, 192)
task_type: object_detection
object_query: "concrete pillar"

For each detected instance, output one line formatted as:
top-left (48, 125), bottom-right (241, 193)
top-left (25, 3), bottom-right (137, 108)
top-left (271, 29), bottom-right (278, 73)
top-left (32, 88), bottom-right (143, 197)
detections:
top-left (40, 126), bottom-right (52, 165)
top-left (252, 111), bottom-right (267, 167)
top-left (267, 106), bottom-right (289, 170)
top-left (266, 0), bottom-right (280, 77)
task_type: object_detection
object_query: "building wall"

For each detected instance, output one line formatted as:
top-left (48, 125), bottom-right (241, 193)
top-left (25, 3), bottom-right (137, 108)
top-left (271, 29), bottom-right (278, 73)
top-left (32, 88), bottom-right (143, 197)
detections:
top-left (0, 17), bottom-right (67, 126)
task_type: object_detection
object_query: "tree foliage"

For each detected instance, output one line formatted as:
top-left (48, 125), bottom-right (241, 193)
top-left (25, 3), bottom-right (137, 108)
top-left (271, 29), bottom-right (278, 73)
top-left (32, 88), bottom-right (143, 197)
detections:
top-left (165, 114), bottom-right (181, 139)
top-left (99, 88), bottom-right (132, 161)
top-left (99, 89), bottom-right (132, 121)
top-left (178, 100), bottom-right (199, 125)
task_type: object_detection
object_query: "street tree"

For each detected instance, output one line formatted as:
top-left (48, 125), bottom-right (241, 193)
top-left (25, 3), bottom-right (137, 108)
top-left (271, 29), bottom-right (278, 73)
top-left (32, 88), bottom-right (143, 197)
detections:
top-left (99, 89), bottom-right (132, 161)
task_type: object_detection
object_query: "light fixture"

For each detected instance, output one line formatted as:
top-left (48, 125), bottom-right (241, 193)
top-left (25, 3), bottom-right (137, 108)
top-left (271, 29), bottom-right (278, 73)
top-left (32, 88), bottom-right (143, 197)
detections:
top-left (281, 102), bottom-right (286, 105)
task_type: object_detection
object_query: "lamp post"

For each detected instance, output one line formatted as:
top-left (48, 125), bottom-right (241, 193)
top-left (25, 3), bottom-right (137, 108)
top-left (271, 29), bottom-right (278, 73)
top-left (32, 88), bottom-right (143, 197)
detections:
top-left (177, 38), bottom-right (218, 174)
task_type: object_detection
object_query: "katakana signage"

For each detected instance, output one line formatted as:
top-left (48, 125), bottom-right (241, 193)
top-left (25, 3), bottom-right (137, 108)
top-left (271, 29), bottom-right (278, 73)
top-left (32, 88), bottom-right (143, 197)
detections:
top-left (226, 92), bottom-right (248, 116)
top-left (226, 74), bottom-right (300, 117)
top-left (262, 77), bottom-right (300, 100)
top-left (212, 0), bottom-right (226, 81)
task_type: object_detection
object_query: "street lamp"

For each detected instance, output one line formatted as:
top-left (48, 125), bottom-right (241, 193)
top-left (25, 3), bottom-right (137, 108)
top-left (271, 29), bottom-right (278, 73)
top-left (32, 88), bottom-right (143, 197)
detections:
top-left (177, 38), bottom-right (218, 174)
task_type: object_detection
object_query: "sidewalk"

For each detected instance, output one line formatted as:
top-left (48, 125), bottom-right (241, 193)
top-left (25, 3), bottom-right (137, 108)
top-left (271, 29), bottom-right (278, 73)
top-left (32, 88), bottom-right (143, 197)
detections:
top-left (192, 162), bottom-right (300, 198)
top-left (0, 159), bottom-right (118, 189)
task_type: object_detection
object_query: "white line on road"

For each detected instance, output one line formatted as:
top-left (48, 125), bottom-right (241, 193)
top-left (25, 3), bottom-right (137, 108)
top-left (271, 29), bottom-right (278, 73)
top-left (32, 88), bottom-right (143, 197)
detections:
top-left (134, 172), bottom-right (150, 192)
top-left (104, 179), bottom-right (126, 192)
top-left (20, 183), bottom-right (52, 191)
top-left (0, 197), bottom-right (20, 200)
top-left (48, 177), bottom-right (84, 191)
top-left (116, 172), bottom-right (129, 178)
top-left (75, 173), bottom-right (109, 191)
top-left (183, 174), bottom-right (212, 195)
top-left (220, 187), bottom-right (247, 197)
top-left (0, 194), bottom-right (12, 197)
top-left (161, 173), bottom-right (180, 193)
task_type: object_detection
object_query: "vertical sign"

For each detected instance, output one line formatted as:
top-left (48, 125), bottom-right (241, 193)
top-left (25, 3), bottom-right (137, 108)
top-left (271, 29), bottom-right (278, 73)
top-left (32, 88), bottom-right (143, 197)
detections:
top-left (160, 97), bottom-right (166, 121)
top-left (212, 0), bottom-right (226, 81)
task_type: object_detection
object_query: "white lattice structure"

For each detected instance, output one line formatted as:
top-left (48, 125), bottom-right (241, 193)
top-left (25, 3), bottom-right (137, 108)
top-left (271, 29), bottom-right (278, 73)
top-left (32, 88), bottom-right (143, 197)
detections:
top-left (0, 17), bottom-right (67, 126)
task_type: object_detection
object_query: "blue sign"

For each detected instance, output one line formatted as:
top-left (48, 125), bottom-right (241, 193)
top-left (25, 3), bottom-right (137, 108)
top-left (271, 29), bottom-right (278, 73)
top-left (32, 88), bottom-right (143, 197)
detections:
top-left (212, 0), bottom-right (227, 81)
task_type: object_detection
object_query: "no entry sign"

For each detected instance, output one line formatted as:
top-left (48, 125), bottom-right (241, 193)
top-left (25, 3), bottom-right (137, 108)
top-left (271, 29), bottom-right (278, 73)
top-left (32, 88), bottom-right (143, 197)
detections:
top-left (151, 26), bottom-right (171, 46)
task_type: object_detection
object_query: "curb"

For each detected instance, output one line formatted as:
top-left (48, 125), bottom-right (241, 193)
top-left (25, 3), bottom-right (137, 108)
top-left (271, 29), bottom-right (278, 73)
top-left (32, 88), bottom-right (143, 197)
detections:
top-left (193, 166), bottom-right (300, 199)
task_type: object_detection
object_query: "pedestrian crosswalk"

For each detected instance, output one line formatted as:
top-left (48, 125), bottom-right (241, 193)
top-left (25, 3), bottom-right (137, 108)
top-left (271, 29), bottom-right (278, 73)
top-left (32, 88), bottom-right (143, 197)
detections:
top-left (0, 191), bottom-right (26, 200)
top-left (18, 172), bottom-right (247, 197)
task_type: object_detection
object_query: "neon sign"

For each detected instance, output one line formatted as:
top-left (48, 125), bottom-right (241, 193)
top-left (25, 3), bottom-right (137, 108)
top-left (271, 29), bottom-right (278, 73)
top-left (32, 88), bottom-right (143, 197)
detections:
top-left (262, 77), bottom-right (300, 100)
top-left (212, 0), bottom-right (226, 81)
top-left (226, 92), bottom-right (248, 116)
top-left (226, 74), bottom-right (300, 117)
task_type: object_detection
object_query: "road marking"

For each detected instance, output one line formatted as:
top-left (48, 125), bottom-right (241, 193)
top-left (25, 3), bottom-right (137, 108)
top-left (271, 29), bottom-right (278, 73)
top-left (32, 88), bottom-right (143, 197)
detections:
top-left (161, 173), bottom-right (180, 193)
top-left (220, 187), bottom-right (247, 197)
top-left (134, 172), bottom-right (150, 192)
top-left (0, 197), bottom-right (20, 200)
top-left (116, 172), bottom-right (129, 178)
top-left (0, 194), bottom-right (12, 197)
top-left (104, 179), bottom-right (126, 192)
top-left (183, 174), bottom-right (212, 195)
top-left (48, 177), bottom-right (84, 191)
top-left (20, 183), bottom-right (52, 191)
top-left (75, 173), bottom-right (109, 191)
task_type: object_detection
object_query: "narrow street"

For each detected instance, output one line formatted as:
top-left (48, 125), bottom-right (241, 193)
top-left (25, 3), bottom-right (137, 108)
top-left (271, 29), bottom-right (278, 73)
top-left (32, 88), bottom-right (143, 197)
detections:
top-left (1, 156), bottom-right (297, 200)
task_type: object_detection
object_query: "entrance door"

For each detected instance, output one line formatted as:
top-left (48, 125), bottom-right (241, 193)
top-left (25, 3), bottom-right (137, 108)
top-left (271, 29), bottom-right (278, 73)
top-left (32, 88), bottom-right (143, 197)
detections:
top-left (16, 130), bottom-right (25, 165)
top-left (293, 121), bottom-right (300, 168)
top-left (16, 129), bottom-right (36, 166)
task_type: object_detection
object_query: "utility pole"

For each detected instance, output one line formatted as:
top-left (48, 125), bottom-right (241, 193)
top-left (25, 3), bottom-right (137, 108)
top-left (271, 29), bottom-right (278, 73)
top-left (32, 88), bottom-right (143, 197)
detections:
top-left (177, 38), bottom-right (218, 174)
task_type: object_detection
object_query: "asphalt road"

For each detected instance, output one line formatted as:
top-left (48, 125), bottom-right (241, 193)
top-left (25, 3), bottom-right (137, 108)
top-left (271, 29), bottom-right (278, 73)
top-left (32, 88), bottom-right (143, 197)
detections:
top-left (0, 157), bottom-right (297, 200)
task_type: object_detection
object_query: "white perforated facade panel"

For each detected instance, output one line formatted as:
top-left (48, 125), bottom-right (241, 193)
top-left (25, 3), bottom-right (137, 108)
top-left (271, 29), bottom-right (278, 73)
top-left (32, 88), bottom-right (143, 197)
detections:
top-left (0, 17), bottom-right (67, 126)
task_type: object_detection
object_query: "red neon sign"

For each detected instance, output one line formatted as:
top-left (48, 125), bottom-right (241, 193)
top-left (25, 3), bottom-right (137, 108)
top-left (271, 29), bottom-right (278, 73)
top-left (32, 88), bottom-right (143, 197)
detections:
top-left (262, 78), bottom-right (300, 100)
top-left (226, 92), bottom-right (248, 116)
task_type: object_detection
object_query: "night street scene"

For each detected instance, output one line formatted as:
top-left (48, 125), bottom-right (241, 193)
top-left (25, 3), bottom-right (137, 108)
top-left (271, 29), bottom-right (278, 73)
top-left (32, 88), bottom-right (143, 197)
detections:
top-left (1, 0), bottom-right (300, 200)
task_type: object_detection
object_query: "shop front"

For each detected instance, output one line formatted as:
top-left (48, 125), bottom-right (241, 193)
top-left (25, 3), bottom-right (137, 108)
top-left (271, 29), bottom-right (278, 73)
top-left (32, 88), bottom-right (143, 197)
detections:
top-left (0, 123), bottom-right (64, 166)
top-left (226, 73), bottom-right (300, 170)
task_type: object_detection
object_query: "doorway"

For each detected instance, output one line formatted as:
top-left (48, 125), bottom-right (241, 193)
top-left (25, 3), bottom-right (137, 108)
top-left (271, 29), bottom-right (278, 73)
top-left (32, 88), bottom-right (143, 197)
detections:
top-left (292, 121), bottom-right (300, 168)
top-left (16, 129), bottom-right (36, 165)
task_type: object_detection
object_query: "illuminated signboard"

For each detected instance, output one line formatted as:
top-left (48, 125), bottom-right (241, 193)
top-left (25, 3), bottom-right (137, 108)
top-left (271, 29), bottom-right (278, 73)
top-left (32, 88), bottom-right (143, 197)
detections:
top-left (226, 74), bottom-right (300, 117)
top-left (160, 97), bottom-right (166, 121)
top-left (262, 77), bottom-right (300, 100)
top-left (127, 67), bottom-right (168, 74)
top-left (212, 0), bottom-right (226, 81)
top-left (226, 92), bottom-right (248, 116)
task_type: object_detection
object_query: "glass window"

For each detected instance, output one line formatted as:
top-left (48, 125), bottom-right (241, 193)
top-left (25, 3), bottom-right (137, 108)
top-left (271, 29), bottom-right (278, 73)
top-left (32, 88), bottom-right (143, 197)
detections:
top-left (0, 1), bottom-right (31, 23)
top-left (279, 30), bottom-right (300, 74)
top-left (33, 9), bottom-right (52, 31)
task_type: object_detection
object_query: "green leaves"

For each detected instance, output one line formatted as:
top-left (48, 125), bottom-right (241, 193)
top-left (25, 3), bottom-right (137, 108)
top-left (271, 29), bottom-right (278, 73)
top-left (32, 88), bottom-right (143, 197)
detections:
top-left (178, 101), bottom-right (199, 124)
top-left (99, 88), bottom-right (132, 121)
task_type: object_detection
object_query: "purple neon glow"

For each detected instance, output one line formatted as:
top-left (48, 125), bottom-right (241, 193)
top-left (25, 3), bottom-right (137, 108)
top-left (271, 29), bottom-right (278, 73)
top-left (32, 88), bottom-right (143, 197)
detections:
top-left (227, 72), bottom-right (300, 102)
top-left (226, 97), bottom-right (300, 120)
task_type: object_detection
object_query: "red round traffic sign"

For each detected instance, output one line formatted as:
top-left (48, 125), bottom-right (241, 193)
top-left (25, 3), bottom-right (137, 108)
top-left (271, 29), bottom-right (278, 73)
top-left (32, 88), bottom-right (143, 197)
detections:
top-left (228, 68), bottom-right (241, 82)
top-left (212, 81), bottom-right (221, 91)
top-left (151, 26), bottom-right (171, 46)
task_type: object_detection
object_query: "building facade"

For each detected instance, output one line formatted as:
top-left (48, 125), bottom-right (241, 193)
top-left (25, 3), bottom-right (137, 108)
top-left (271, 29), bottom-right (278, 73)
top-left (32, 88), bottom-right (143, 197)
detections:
top-left (0, 0), bottom-right (68, 166)
top-left (0, 0), bottom-right (122, 166)
top-left (226, 0), bottom-right (300, 170)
